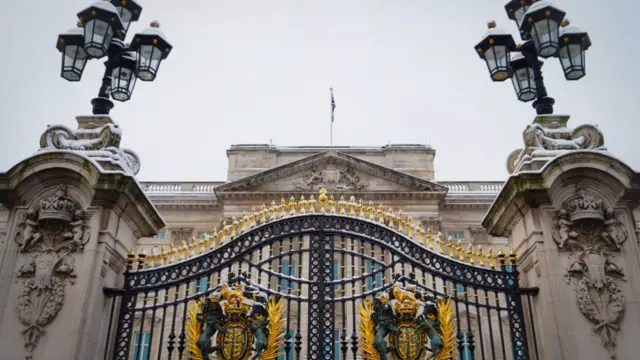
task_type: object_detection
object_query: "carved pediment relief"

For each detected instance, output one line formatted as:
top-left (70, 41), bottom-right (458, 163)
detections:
top-left (215, 152), bottom-right (446, 194)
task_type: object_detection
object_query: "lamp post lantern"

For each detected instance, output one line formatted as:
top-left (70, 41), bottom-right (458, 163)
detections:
top-left (474, 0), bottom-right (591, 115)
top-left (56, 0), bottom-right (173, 115)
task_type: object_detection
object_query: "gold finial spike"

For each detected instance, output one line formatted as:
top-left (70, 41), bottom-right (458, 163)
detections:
top-left (137, 248), bottom-right (147, 270)
top-left (260, 204), bottom-right (268, 224)
top-left (561, 19), bottom-right (570, 27)
top-left (387, 207), bottom-right (395, 228)
top-left (406, 216), bottom-right (414, 238)
top-left (377, 204), bottom-right (385, 223)
top-left (509, 248), bottom-right (518, 266)
top-left (298, 195), bottom-right (307, 214)
top-left (396, 210), bottom-right (404, 233)
top-left (488, 248), bottom-right (495, 269)
top-left (477, 245), bottom-right (484, 267)
top-left (318, 188), bottom-right (328, 213)
top-left (150, 20), bottom-right (160, 28)
top-left (279, 198), bottom-right (287, 218)
top-left (209, 236), bottom-right (216, 250)
top-left (487, 20), bottom-right (497, 29)
top-left (368, 201), bottom-right (376, 220)
top-left (358, 199), bottom-right (365, 218)
top-left (348, 196), bottom-right (357, 216)
top-left (328, 195), bottom-right (337, 214)
top-left (437, 232), bottom-right (444, 254)
top-left (250, 207), bottom-right (257, 228)
top-left (447, 236), bottom-right (454, 258)
top-left (456, 240), bottom-right (464, 261)
top-left (308, 194), bottom-right (317, 213)
top-left (269, 200), bottom-right (277, 220)
top-left (497, 248), bottom-right (507, 267)
top-left (289, 196), bottom-right (297, 216)
top-left (338, 195), bottom-right (347, 215)
top-left (467, 244), bottom-right (475, 265)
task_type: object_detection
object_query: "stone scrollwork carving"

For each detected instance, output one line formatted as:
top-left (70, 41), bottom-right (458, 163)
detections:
top-left (39, 123), bottom-right (141, 175)
top-left (507, 118), bottom-right (606, 174)
top-left (171, 227), bottom-right (194, 242)
top-left (551, 184), bottom-right (628, 359)
top-left (13, 184), bottom-right (90, 359)
top-left (294, 163), bottom-right (368, 191)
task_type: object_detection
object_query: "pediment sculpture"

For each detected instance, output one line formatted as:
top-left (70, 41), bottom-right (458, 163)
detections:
top-left (550, 184), bottom-right (628, 359)
top-left (13, 184), bottom-right (91, 358)
top-left (294, 164), bottom-right (368, 191)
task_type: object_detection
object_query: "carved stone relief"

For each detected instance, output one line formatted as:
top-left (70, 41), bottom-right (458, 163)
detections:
top-left (469, 227), bottom-right (488, 243)
top-left (171, 227), bottom-right (194, 242)
top-left (13, 184), bottom-right (91, 358)
top-left (551, 184), bottom-right (628, 359)
top-left (293, 160), bottom-right (368, 191)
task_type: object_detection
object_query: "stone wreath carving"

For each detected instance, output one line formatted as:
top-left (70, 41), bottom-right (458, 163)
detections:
top-left (507, 120), bottom-right (605, 174)
top-left (39, 123), bottom-right (141, 175)
top-left (13, 184), bottom-right (90, 359)
top-left (551, 185), bottom-right (627, 360)
top-left (294, 163), bottom-right (368, 191)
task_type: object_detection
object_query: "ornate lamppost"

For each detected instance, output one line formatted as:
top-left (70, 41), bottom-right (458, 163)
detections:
top-left (474, 0), bottom-right (591, 115)
top-left (56, 0), bottom-right (173, 115)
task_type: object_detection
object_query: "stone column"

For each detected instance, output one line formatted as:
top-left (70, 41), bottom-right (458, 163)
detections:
top-left (0, 115), bottom-right (164, 360)
top-left (483, 115), bottom-right (640, 360)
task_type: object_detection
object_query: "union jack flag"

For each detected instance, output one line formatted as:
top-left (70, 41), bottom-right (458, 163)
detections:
top-left (330, 88), bottom-right (336, 122)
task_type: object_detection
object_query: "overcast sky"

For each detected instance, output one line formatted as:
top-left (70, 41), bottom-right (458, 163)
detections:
top-left (0, 0), bottom-right (637, 182)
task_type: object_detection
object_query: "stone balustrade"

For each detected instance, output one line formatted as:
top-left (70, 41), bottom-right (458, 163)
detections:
top-left (140, 181), bottom-right (504, 194)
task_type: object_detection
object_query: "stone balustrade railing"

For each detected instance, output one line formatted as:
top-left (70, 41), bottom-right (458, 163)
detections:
top-left (140, 181), bottom-right (504, 194)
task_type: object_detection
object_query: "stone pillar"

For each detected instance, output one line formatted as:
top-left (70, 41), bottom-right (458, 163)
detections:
top-left (483, 115), bottom-right (640, 360)
top-left (0, 116), bottom-right (164, 360)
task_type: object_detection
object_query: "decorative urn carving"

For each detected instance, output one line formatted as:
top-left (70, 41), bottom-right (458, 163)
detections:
top-left (13, 184), bottom-right (91, 359)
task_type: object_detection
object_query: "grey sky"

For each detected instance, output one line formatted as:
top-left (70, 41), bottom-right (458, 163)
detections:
top-left (0, 0), bottom-right (637, 182)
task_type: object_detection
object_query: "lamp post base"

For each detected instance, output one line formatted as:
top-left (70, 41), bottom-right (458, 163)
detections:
top-left (91, 97), bottom-right (114, 115)
top-left (532, 96), bottom-right (555, 115)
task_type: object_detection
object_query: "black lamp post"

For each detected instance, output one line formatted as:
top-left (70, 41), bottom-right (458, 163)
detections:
top-left (56, 0), bottom-right (173, 115)
top-left (474, 0), bottom-right (591, 115)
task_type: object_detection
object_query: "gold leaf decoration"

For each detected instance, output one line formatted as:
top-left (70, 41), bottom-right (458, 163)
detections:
top-left (260, 296), bottom-right (286, 360)
top-left (358, 300), bottom-right (380, 360)
top-left (185, 300), bottom-right (205, 360)
top-left (435, 297), bottom-right (458, 360)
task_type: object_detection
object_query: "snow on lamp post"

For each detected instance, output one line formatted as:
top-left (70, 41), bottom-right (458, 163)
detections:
top-left (56, 0), bottom-right (173, 115)
top-left (474, 0), bottom-right (591, 115)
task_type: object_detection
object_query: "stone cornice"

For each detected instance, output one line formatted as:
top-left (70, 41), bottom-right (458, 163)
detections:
top-left (0, 151), bottom-right (165, 238)
top-left (214, 151), bottom-right (448, 195)
top-left (482, 151), bottom-right (639, 236)
top-left (214, 190), bottom-right (446, 203)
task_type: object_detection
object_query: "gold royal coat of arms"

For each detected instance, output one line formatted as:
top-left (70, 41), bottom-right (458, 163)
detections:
top-left (359, 283), bottom-right (458, 360)
top-left (185, 273), bottom-right (286, 360)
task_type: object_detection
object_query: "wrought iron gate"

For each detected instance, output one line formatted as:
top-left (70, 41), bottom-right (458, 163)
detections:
top-left (103, 194), bottom-right (539, 360)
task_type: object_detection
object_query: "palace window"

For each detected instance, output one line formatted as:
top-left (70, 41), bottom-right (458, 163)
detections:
top-left (132, 332), bottom-right (151, 360)
top-left (280, 261), bottom-right (296, 292)
top-left (365, 261), bottom-right (383, 290)
top-left (153, 232), bottom-right (165, 239)
top-left (194, 276), bottom-right (208, 293)
top-left (447, 231), bottom-right (465, 240)
top-left (277, 330), bottom-right (295, 360)
top-left (459, 330), bottom-right (474, 360)
top-left (196, 231), bottom-right (207, 240)
top-left (328, 260), bottom-right (340, 290)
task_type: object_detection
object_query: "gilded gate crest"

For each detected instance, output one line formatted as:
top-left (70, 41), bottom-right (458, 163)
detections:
top-left (186, 273), bottom-right (286, 360)
top-left (359, 283), bottom-right (457, 360)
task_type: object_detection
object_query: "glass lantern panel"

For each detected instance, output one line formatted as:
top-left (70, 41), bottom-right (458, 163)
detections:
top-left (511, 67), bottom-right (536, 102)
top-left (61, 45), bottom-right (88, 81)
top-left (485, 45), bottom-right (510, 81)
top-left (532, 18), bottom-right (559, 57)
top-left (84, 19), bottom-right (113, 58)
top-left (559, 43), bottom-right (585, 80)
top-left (117, 7), bottom-right (133, 32)
top-left (138, 45), bottom-right (163, 81)
top-left (111, 66), bottom-right (136, 101)
top-left (514, 6), bottom-right (530, 28)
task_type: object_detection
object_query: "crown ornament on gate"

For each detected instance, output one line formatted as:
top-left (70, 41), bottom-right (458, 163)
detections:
top-left (133, 188), bottom-right (519, 272)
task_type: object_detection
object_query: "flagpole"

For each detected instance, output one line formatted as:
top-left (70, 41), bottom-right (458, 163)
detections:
top-left (330, 87), bottom-right (334, 146)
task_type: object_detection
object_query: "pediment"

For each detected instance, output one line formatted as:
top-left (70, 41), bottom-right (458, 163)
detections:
top-left (214, 151), bottom-right (447, 197)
